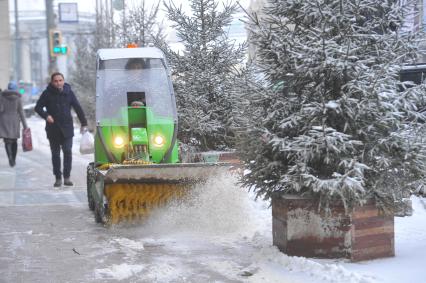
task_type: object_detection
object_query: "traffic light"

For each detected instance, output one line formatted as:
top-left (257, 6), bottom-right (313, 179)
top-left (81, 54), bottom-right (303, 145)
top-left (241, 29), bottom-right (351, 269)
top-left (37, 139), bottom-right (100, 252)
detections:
top-left (49, 30), bottom-right (68, 56)
top-left (53, 45), bottom-right (68, 55)
top-left (18, 81), bottom-right (31, 96)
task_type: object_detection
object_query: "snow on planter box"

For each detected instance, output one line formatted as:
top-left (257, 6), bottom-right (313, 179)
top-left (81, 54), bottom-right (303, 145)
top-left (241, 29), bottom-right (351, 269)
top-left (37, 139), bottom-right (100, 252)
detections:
top-left (272, 194), bottom-right (394, 262)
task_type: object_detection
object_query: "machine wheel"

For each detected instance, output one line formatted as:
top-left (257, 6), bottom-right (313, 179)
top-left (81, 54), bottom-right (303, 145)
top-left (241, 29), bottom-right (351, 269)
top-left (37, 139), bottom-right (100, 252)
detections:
top-left (86, 163), bottom-right (95, 211)
top-left (95, 201), bottom-right (110, 225)
top-left (94, 205), bottom-right (103, 223)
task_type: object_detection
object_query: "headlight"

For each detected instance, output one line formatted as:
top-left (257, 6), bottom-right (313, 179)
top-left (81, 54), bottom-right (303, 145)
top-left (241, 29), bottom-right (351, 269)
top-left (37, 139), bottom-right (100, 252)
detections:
top-left (113, 136), bottom-right (125, 148)
top-left (153, 135), bottom-right (165, 147)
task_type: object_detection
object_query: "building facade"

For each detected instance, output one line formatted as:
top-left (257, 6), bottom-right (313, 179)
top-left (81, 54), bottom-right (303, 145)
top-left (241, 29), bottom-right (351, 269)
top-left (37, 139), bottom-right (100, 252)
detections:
top-left (8, 6), bottom-right (95, 95)
top-left (0, 0), bottom-right (11, 89)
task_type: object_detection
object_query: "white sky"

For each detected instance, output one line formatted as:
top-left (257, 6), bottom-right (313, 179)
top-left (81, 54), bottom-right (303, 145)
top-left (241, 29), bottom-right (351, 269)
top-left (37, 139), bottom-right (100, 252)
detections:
top-left (9, 0), bottom-right (96, 13)
top-left (9, 0), bottom-right (250, 15)
top-left (9, 0), bottom-right (249, 50)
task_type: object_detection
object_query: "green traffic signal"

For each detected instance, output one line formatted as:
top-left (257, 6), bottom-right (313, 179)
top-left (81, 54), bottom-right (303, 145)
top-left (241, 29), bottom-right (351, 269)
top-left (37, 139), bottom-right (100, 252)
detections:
top-left (53, 46), bottom-right (68, 55)
top-left (19, 88), bottom-right (25, 95)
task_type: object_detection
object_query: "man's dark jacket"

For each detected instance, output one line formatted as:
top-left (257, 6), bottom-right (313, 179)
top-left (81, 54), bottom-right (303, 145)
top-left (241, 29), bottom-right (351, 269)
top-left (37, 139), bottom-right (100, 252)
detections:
top-left (35, 83), bottom-right (87, 141)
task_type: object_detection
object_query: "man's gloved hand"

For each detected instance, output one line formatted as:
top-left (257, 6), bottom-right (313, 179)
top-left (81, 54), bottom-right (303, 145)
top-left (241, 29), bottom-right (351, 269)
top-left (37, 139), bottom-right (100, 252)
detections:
top-left (80, 126), bottom-right (88, 134)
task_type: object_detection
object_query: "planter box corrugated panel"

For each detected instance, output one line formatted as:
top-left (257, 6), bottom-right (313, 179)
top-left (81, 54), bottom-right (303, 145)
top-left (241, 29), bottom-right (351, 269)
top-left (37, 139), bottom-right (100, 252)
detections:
top-left (351, 204), bottom-right (394, 261)
top-left (272, 194), bottom-right (395, 262)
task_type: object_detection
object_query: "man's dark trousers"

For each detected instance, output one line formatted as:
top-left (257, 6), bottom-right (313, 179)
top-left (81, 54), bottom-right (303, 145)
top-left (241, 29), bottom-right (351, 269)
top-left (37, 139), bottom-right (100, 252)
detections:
top-left (49, 137), bottom-right (73, 179)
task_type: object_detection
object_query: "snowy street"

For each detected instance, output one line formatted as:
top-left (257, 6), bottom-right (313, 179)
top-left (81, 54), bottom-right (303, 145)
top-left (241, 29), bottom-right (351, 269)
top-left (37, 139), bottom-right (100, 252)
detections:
top-left (0, 116), bottom-right (425, 282)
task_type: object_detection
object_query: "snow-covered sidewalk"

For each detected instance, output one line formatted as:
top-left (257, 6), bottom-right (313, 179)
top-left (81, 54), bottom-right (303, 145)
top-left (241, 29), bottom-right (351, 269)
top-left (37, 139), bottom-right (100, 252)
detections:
top-left (90, 180), bottom-right (426, 283)
top-left (337, 196), bottom-right (426, 283)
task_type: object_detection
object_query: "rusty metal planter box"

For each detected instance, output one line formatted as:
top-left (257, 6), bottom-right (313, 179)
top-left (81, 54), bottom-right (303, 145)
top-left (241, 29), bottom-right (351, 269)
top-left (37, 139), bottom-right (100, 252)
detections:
top-left (272, 194), bottom-right (395, 262)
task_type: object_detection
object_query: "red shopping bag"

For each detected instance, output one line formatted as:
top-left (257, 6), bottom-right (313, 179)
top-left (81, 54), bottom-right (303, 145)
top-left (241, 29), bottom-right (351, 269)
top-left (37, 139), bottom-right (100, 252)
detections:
top-left (22, 128), bottom-right (33, 152)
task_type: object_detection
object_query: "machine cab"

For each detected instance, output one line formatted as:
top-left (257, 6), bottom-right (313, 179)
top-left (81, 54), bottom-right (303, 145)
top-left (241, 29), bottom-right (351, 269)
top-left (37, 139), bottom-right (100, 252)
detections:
top-left (95, 47), bottom-right (178, 164)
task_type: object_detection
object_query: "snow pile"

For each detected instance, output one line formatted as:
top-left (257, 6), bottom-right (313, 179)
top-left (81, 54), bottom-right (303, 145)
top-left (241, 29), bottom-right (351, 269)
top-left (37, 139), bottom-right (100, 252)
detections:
top-left (142, 257), bottom-right (191, 282)
top-left (395, 196), bottom-right (426, 243)
top-left (109, 238), bottom-right (145, 260)
top-left (94, 263), bottom-right (144, 280)
top-left (245, 245), bottom-right (375, 283)
top-left (112, 238), bottom-right (145, 251)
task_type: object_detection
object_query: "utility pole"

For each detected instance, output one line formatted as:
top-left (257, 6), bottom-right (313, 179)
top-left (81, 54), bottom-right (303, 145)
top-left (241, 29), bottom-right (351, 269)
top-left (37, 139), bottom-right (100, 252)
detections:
top-left (122, 0), bottom-right (126, 43)
top-left (111, 0), bottom-right (115, 46)
top-left (0, 0), bottom-right (11, 88)
top-left (14, 0), bottom-right (21, 81)
top-left (45, 0), bottom-right (57, 75)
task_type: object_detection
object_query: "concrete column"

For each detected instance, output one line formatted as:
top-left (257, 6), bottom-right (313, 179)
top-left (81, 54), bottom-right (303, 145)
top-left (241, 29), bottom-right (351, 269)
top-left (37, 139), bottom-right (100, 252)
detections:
top-left (0, 0), bottom-right (11, 89)
top-left (20, 31), bottom-right (31, 82)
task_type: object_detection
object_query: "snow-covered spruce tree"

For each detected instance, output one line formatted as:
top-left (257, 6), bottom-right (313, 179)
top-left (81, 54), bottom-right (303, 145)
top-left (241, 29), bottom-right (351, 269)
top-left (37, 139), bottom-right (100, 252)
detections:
top-left (116, 0), bottom-right (166, 47)
top-left (70, 8), bottom-right (116, 129)
top-left (69, 35), bottom-right (96, 128)
top-left (161, 0), bottom-right (246, 150)
top-left (239, 0), bottom-right (426, 211)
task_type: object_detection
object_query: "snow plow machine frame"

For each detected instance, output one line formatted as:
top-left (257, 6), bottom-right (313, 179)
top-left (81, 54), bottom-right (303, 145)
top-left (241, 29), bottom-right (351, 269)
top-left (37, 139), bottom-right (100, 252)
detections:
top-left (86, 47), bottom-right (235, 225)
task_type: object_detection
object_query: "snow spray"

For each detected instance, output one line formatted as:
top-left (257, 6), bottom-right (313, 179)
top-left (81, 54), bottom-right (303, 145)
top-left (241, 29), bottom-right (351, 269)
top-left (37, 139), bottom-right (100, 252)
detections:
top-left (143, 172), bottom-right (270, 237)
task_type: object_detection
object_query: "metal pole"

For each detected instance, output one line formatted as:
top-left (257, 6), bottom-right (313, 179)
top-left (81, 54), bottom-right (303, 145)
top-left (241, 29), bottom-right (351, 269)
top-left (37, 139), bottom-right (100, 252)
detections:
top-left (96, 0), bottom-right (98, 26)
top-left (45, 0), bottom-right (57, 75)
top-left (123, 0), bottom-right (126, 44)
top-left (14, 0), bottom-right (21, 81)
top-left (111, 0), bottom-right (115, 46)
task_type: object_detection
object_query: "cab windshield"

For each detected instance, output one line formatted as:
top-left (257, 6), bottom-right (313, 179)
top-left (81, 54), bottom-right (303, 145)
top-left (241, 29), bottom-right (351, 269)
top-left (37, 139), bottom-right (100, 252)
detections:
top-left (96, 58), bottom-right (176, 126)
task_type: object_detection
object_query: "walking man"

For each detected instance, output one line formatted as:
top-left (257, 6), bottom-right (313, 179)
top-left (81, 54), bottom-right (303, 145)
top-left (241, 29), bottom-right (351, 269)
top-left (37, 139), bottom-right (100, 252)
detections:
top-left (35, 72), bottom-right (87, 187)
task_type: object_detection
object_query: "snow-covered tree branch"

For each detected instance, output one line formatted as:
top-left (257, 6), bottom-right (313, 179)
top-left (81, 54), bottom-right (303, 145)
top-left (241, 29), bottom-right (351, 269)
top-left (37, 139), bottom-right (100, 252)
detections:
top-left (238, 0), bottom-right (426, 211)
top-left (117, 0), bottom-right (166, 47)
top-left (161, 0), bottom-right (247, 150)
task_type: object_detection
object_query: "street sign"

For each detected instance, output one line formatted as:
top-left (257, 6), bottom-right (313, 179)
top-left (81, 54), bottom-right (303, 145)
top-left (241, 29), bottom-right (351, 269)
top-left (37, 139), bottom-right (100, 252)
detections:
top-left (113, 0), bottom-right (124, 11)
top-left (59, 3), bottom-right (79, 23)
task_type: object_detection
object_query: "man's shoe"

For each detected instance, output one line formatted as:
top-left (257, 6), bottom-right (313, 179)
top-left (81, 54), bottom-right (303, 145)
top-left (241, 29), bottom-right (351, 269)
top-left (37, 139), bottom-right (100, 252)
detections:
top-left (64, 178), bottom-right (74, 186)
top-left (54, 178), bottom-right (62, 187)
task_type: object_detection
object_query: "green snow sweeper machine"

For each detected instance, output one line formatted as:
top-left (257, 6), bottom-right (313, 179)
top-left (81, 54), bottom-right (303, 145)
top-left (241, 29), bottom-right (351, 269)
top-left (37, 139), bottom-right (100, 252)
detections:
top-left (86, 47), bottom-right (231, 225)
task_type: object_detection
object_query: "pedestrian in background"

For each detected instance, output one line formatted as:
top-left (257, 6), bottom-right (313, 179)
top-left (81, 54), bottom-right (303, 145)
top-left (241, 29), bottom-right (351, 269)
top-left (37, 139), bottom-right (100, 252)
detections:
top-left (35, 72), bottom-right (87, 187)
top-left (0, 81), bottom-right (28, 167)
